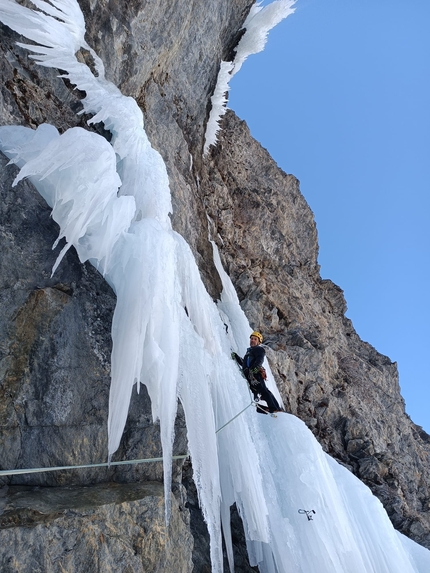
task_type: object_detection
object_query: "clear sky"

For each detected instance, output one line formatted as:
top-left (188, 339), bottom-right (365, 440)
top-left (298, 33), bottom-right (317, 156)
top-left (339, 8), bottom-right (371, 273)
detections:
top-left (229, 0), bottom-right (430, 432)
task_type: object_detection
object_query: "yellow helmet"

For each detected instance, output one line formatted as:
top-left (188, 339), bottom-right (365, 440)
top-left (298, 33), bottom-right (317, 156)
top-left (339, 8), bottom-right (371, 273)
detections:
top-left (250, 331), bottom-right (263, 343)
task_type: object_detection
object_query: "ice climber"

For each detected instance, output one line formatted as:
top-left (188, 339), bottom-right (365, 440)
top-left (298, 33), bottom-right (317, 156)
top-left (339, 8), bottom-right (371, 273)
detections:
top-left (232, 331), bottom-right (282, 414)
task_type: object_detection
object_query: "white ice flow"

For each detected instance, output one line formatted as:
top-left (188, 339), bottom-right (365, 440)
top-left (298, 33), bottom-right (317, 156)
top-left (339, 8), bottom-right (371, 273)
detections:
top-left (0, 1), bottom-right (429, 572)
top-left (204, 0), bottom-right (296, 153)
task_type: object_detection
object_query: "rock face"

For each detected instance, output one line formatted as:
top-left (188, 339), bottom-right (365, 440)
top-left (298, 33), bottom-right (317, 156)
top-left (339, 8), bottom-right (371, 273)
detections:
top-left (0, 0), bottom-right (429, 571)
top-left (0, 482), bottom-right (193, 573)
top-left (202, 111), bottom-right (430, 549)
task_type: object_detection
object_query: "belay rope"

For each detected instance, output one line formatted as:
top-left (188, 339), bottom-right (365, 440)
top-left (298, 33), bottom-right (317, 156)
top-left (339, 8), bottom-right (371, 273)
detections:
top-left (1, 375), bottom-right (274, 477)
top-left (0, 398), bottom-right (257, 477)
top-left (215, 399), bottom-right (255, 434)
top-left (215, 378), bottom-right (279, 433)
top-left (0, 455), bottom-right (189, 477)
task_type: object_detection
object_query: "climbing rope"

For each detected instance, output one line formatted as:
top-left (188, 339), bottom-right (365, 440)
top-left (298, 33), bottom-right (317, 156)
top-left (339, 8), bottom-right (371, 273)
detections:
top-left (1, 399), bottom-right (255, 476)
top-left (1, 383), bottom-right (268, 476)
top-left (215, 381), bottom-right (280, 433)
top-left (215, 400), bottom-right (255, 434)
top-left (0, 455), bottom-right (188, 477)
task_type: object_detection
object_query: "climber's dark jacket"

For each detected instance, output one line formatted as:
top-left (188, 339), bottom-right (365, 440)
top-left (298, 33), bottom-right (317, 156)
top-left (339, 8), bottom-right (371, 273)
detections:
top-left (233, 346), bottom-right (281, 413)
top-left (242, 345), bottom-right (265, 376)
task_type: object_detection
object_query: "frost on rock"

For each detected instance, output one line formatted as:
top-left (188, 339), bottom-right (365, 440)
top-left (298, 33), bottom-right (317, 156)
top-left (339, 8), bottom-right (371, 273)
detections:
top-left (1, 1), bottom-right (430, 573)
top-left (203, 0), bottom-right (296, 153)
top-left (203, 61), bottom-right (234, 155)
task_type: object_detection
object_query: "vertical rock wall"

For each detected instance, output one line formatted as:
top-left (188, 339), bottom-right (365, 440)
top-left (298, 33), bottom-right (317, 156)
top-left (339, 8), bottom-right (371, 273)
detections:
top-left (201, 110), bottom-right (430, 549)
top-left (0, 482), bottom-right (193, 573)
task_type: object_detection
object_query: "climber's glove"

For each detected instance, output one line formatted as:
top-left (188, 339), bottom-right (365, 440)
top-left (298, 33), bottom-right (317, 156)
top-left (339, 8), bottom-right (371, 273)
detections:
top-left (251, 367), bottom-right (260, 374)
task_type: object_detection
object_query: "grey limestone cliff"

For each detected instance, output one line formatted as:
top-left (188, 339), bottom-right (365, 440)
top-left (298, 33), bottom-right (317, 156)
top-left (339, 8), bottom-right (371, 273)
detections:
top-left (0, 0), bottom-right (429, 571)
top-left (202, 111), bottom-right (430, 548)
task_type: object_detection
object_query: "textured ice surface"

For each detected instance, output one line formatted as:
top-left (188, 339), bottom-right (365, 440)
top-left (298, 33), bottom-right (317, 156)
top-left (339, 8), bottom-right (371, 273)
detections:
top-left (1, 1), bottom-right (430, 572)
top-left (203, 60), bottom-right (234, 154)
top-left (204, 0), bottom-right (296, 152)
top-left (233, 0), bottom-right (296, 75)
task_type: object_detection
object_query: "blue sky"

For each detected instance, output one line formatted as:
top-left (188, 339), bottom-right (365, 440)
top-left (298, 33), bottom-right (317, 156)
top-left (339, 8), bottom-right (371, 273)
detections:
top-left (229, 0), bottom-right (430, 432)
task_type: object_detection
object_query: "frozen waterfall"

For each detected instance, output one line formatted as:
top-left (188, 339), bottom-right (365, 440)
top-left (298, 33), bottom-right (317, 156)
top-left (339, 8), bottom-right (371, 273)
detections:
top-left (0, 1), bottom-right (430, 572)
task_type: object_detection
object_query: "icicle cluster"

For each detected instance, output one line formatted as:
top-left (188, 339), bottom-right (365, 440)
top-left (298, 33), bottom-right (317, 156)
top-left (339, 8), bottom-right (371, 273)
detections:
top-left (1, 1), bottom-right (430, 572)
top-left (204, 0), bottom-right (296, 153)
top-left (203, 61), bottom-right (234, 155)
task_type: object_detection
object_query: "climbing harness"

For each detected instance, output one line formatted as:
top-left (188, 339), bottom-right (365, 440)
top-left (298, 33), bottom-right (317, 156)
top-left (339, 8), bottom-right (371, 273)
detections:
top-left (298, 509), bottom-right (316, 521)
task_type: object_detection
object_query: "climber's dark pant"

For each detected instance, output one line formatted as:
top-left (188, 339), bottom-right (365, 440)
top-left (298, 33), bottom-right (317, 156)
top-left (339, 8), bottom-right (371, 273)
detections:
top-left (247, 373), bottom-right (280, 412)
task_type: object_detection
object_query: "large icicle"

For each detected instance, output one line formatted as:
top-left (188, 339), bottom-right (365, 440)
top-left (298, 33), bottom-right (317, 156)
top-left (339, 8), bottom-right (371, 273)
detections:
top-left (1, 1), bottom-right (430, 572)
top-left (0, 0), bottom-right (196, 532)
top-left (203, 61), bottom-right (234, 154)
top-left (204, 0), bottom-right (296, 153)
top-left (233, 0), bottom-right (296, 75)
